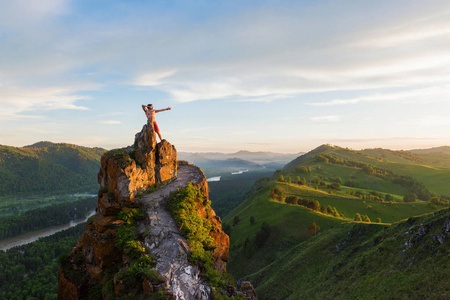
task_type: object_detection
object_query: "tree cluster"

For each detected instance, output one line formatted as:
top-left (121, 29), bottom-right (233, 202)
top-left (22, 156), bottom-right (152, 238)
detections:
top-left (354, 213), bottom-right (372, 222)
top-left (271, 189), bottom-right (345, 219)
top-left (295, 166), bottom-right (312, 174)
top-left (429, 197), bottom-right (450, 207)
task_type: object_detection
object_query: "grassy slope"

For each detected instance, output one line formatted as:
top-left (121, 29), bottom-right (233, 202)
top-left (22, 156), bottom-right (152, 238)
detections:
top-left (360, 148), bottom-right (450, 196)
top-left (223, 180), bottom-right (346, 279)
top-left (277, 182), bottom-right (436, 224)
top-left (284, 162), bottom-right (407, 196)
top-left (247, 208), bottom-right (450, 299)
top-left (285, 145), bottom-right (450, 197)
top-left (224, 145), bottom-right (450, 299)
top-left (382, 162), bottom-right (450, 196)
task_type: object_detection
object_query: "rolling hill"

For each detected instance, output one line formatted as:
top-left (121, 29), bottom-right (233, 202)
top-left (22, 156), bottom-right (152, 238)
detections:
top-left (223, 144), bottom-right (450, 299)
top-left (0, 142), bottom-right (105, 196)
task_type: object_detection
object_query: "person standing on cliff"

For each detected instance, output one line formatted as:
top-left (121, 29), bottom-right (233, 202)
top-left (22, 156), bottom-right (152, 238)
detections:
top-left (142, 104), bottom-right (171, 141)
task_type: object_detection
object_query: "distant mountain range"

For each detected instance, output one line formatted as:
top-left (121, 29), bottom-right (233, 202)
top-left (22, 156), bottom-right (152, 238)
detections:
top-left (0, 142), bottom-right (106, 196)
top-left (179, 150), bottom-right (303, 165)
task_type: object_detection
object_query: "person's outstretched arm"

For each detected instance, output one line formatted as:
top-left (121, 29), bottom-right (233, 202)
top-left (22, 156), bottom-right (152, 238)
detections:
top-left (154, 107), bottom-right (171, 113)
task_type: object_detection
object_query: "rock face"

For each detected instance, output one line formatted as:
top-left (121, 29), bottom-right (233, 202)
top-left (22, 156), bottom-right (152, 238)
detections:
top-left (58, 124), bottom-right (233, 299)
top-left (97, 124), bottom-right (177, 210)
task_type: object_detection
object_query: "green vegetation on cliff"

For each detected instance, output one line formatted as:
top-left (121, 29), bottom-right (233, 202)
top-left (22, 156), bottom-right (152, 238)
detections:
top-left (167, 182), bottom-right (230, 289)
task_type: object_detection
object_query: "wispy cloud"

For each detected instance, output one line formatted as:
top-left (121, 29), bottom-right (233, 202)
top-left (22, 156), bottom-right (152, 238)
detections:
top-left (0, 85), bottom-right (93, 120)
top-left (133, 70), bottom-right (177, 87)
top-left (97, 120), bottom-right (122, 125)
top-left (308, 84), bottom-right (450, 106)
top-left (398, 116), bottom-right (450, 127)
top-left (18, 128), bottom-right (60, 134)
top-left (310, 115), bottom-right (341, 122)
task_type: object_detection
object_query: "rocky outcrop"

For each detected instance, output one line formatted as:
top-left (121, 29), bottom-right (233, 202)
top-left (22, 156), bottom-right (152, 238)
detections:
top-left (57, 124), bottom-right (239, 299)
top-left (97, 123), bottom-right (177, 210)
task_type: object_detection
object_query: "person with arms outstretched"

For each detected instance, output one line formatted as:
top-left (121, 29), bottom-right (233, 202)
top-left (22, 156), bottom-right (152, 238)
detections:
top-left (142, 104), bottom-right (171, 141)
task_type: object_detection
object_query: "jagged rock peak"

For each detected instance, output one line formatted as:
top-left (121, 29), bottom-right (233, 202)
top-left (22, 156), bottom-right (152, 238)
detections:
top-left (97, 123), bottom-right (177, 215)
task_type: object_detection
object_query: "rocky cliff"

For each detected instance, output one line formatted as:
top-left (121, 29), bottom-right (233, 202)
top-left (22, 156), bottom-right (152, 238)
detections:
top-left (57, 124), bottom-right (252, 299)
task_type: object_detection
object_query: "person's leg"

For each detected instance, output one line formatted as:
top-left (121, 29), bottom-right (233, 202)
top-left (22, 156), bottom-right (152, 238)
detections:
top-left (153, 121), bottom-right (162, 141)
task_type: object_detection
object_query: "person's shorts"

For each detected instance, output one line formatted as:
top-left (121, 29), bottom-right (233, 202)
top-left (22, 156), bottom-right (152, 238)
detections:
top-left (152, 121), bottom-right (160, 134)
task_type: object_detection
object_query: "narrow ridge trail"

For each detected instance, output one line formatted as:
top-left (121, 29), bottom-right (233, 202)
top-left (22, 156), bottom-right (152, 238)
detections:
top-left (138, 163), bottom-right (210, 299)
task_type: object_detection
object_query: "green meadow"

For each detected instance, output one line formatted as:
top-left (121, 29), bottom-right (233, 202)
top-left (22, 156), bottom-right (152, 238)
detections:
top-left (277, 182), bottom-right (436, 224)
top-left (224, 145), bottom-right (450, 298)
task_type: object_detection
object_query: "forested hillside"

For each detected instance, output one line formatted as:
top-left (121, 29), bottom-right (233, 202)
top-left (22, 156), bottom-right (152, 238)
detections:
top-left (0, 142), bottom-right (105, 196)
top-left (0, 224), bottom-right (86, 300)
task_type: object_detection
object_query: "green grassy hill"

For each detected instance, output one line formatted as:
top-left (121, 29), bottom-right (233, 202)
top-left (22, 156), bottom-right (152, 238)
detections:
top-left (0, 142), bottom-right (105, 196)
top-left (223, 179), bottom-right (346, 279)
top-left (223, 144), bottom-right (450, 299)
top-left (283, 144), bottom-right (450, 199)
top-left (246, 208), bottom-right (450, 299)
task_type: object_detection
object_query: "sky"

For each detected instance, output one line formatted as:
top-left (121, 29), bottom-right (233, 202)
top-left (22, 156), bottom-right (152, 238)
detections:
top-left (1, 0), bottom-right (450, 153)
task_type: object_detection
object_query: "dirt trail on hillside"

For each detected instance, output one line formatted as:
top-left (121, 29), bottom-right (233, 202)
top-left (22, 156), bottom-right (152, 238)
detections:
top-left (138, 163), bottom-right (210, 299)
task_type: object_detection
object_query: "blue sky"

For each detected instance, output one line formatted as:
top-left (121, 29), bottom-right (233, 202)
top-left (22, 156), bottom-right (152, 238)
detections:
top-left (1, 0), bottom-right (450, 153)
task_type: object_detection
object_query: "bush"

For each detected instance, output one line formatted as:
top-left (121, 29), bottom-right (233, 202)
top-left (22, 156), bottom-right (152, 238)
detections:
top-left (403, 192), bottom-right (417, 202)
top-left (270, 188), bottom-right (284, 202)
top-left (285, 196), bottom-right (298, 205)
top-left (327, 182), bottom-right (341, 191)
top-left (362, 215), bottom-right (371, 222)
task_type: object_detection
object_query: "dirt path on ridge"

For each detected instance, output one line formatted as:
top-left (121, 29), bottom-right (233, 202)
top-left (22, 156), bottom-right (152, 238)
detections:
top-left (137, 163), bottom-right (210, 300)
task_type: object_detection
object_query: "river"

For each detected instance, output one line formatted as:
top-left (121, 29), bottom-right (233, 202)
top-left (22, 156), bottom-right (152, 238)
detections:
top-left (0, 210), bottom-right (96, 252)
top-left (207, 176), bottom-right (221, 182)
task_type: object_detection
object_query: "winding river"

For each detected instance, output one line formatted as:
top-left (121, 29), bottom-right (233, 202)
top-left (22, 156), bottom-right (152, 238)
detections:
top-left (0, 210), bottom-right (96, 252)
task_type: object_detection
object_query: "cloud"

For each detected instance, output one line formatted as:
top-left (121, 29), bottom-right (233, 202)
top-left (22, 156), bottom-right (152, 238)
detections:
top-left (310, 115), bottom-right (341, 122)
top-left (97, 120), bottom-right (122, 125)
top-left (125, 2), bottom-right (450, 103)
top-left (18, 128), bottom-right (60, 134)
top-left (398, 116), bottom-right (450, 127)
top-left (352, 10), bottom-right (450, 48)
top-left (3, 0), bottom-right (450, 109)
top-left (133, 70), bottom-right (177, 86)
top-left (0, 111), bottom-right (43, 121)
top-left (0, 85), bottom-right (91, 120)
top-left (0, 0), bottom-right (67, 27)
top-left (309, 84), bottom-right (450, 106)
